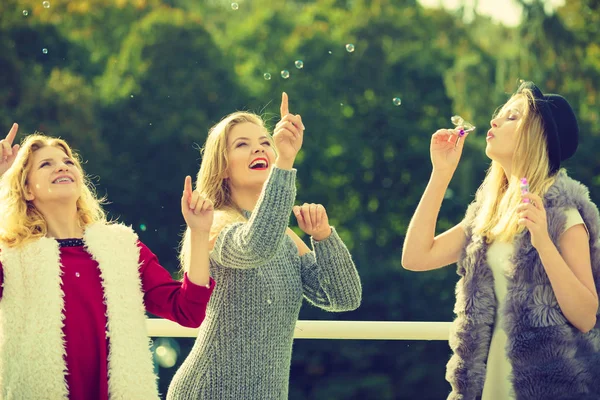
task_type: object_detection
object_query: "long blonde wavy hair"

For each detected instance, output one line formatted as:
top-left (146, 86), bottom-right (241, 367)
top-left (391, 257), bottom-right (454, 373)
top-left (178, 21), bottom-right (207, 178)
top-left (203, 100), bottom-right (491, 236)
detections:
top-left (180, 111), bottom-right (271, 270)
top-left (472, 88), bottom-right (557, 243)
top-left (0, 134), bottom-right (106, 248)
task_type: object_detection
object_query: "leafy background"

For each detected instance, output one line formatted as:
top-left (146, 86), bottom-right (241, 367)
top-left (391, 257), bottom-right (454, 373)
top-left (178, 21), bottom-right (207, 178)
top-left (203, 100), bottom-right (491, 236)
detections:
top-left (1, 0), bottom-right (598, 398)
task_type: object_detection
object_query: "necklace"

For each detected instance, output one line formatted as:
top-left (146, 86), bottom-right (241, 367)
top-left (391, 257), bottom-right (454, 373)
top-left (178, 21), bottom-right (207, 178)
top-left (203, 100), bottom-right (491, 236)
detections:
top-left (56, 238), bottom-right (84, 247)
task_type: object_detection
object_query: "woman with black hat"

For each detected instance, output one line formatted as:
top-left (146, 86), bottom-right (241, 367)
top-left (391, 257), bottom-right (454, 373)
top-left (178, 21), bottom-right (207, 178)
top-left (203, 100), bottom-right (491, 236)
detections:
top-left (402, 81), bottom-right (600, 399)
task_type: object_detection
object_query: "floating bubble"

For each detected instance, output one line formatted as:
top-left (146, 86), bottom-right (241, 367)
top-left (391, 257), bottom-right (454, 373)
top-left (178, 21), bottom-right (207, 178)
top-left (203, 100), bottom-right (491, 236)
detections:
top-left (130, 94), bottom-right (134, 98)
top-left (263, 73), bottom-right (271, 80)
top-left (393, 97), bottom-right (401, 106)
top-left (328, 50), bottom-right (332, 54)
top-left (295, 60), bottom-right (303, 69)
top-left (346, 43), bottom-right (355, 53)
top-left (43, 1), bottom-right (50, 8)
top-left (42, 48), bottom-right (48, 54)
top-left (140, 224), bottom-right (147, 232)
top-left (23, 10), bottom-right (29, 16)
top-left (231, 2), bottom-right (239, 10)
top-left (280, 70), bottom-right (290, 79)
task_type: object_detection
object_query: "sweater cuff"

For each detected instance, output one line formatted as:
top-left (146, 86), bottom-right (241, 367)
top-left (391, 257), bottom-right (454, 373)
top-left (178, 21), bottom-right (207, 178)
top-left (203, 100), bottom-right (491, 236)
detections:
top-left (182, 273), bottom-right (215, 303)
top-left (268, 166), bottom-right (297, 190)
top-left (311, 226), bottom-right (343, 251)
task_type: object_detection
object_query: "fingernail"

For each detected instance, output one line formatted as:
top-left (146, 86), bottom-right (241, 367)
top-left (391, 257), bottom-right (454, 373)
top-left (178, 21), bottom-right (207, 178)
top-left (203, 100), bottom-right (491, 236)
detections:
top-left (301, 124), bottom-right (306, 130)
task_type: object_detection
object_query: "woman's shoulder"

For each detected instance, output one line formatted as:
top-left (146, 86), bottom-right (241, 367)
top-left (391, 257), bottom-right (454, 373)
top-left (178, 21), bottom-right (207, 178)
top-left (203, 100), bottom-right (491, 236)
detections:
top-left (545, 170), bottom-right (592, 208)
top-left (209, 208), bottom-right (247, 247)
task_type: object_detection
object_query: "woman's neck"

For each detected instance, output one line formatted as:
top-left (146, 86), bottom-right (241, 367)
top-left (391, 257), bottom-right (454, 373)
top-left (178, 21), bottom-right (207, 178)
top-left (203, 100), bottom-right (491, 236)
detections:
top-left (230, 185), bottom-right (262, 213)
top-left (38, 204), bottom-right (83, 239)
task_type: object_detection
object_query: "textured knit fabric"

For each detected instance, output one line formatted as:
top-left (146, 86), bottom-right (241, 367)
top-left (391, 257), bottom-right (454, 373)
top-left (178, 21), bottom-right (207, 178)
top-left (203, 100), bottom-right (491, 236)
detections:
top-left (0, 223), bottom-right (215, 400)
top-left (167, 167), bottom-right (362, 400)
top-left (446, 171), bottom-right (600, 400)
top-left (481, 208), bottom-right (586, 400)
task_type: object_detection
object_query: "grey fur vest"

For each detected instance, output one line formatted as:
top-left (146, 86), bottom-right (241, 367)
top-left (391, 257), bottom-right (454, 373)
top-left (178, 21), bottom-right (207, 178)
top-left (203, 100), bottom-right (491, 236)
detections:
top-left (446, 171), bottom-right (600, 400)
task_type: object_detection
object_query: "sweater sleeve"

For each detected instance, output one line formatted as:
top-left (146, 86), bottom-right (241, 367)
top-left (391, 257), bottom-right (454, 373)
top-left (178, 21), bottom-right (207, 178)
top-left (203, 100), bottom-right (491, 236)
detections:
top-left (211, 166), bottom-right (297, 269)
top-left (299, 228), bottom-right (362, 312)
top-left (138, 242), bottom-right (215, 328)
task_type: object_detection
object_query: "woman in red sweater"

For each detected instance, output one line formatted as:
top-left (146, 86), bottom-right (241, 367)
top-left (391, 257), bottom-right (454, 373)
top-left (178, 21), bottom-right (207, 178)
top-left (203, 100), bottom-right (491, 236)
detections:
top-left (0, 123), bottom-right (215, 400)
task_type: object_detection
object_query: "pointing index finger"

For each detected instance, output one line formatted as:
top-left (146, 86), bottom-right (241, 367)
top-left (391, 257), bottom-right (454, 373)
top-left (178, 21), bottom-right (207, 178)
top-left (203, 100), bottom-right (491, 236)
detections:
top-left (280, 92), bottom-right (289, 117)
top-left (6, 123), bottom-right (18, 145)
top-left (184, 176), bottom-right (193, 199)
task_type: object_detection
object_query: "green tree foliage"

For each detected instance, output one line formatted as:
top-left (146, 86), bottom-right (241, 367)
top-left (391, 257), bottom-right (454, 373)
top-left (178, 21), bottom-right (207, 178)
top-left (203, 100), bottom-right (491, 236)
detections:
top-left (0, 0), bottom-right (598, 398)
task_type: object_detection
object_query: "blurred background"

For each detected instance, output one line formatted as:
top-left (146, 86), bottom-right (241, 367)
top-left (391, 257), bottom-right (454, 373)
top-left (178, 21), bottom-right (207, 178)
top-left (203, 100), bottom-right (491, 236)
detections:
top-left (1, 0), bottom-right (598, 398)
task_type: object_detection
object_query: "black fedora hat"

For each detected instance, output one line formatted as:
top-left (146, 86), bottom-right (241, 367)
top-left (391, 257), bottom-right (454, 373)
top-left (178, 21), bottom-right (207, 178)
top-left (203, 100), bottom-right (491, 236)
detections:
top-left (517, 81), bottom-right (579, 174)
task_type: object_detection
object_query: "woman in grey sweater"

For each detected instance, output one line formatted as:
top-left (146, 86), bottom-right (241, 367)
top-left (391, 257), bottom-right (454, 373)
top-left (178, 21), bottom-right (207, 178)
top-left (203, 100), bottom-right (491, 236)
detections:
top-left (167, 93), bottom-right (362, 399)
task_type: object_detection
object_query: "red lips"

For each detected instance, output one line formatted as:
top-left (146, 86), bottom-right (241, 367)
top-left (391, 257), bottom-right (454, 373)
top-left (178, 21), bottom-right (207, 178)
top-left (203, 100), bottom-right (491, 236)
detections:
top-left (249, 157), bottom-right (269, 170)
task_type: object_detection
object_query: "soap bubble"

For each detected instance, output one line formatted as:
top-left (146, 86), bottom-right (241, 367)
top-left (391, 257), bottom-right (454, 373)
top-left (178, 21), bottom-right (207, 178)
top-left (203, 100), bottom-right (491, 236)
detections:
top-left (393, 97), bottom-right (401, 106)
top-left (43, 1), bottom-right (50, 9)
top-left (280, 70), bottom-right (290, 79)
top-left (42, 48), bottom-right (48, 54)
top-left (23, 10), bottom-right (29, 16)
top-left (231, 3), bottom-right (239, 10)
top-left (346, 43), bottom-right (355, 53)
top-left (450, 115), bottom-right (476, 133)
top-left (295, 60), bottom-right (304, 69)
top-left (140, 224), bottom-right (147, 232)
top-left (263, 73), bottom-right (271, 80)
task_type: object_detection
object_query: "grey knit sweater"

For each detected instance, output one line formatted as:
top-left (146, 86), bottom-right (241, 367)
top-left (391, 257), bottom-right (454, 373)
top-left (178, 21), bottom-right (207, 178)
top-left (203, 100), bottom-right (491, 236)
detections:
top-left (166, 167), bottom-right (362, 400)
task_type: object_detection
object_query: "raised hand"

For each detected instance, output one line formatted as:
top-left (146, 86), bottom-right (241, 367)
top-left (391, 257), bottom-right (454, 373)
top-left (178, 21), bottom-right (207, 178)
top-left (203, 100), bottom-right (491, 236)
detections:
top-left (430, 126), bottom-right (469, 176)
top-left (293, 203), bottom-right (332, 241)
top-left (181, 176), bottom-right (214, 233)
top-left (273, 92), bottom-right (305, 169)
top-left (0, 123), bottom-right (21, 176)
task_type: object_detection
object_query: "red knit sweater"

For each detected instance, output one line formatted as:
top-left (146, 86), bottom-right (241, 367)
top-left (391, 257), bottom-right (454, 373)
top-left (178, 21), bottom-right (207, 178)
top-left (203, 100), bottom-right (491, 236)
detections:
top-left (0, 240), bottom-right (214, 400)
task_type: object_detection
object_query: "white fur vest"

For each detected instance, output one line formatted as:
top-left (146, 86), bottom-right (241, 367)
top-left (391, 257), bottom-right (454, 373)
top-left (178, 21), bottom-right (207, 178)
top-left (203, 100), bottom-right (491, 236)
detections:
top-left (446, 171), bottom-right (600, 400)
top-left (0, 223), bottom-right (159, 400)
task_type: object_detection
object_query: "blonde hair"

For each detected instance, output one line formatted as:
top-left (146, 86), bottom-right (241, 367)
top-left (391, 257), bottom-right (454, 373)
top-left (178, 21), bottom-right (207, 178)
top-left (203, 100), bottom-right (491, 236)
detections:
top-left (0, 134), bottom-right (106, 247)
top-left (473, 89), bottom-right (557, 243)
top-left (180, 111), bottom-right (270, 270)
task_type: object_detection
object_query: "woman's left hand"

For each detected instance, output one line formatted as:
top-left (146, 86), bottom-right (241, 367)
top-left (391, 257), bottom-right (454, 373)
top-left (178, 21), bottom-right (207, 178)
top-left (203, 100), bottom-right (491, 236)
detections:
top-left (181, 175), bottom-right (214, 233)
top-left (293, 203), bottom-right (332, 241)
top-left (517, 192), bottom-right (551, 249)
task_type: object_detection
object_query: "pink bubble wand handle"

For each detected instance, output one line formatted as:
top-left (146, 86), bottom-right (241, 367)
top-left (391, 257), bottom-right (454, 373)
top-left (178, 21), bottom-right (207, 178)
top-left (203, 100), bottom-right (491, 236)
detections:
top-left (520, 177), bottom-right (530, 203)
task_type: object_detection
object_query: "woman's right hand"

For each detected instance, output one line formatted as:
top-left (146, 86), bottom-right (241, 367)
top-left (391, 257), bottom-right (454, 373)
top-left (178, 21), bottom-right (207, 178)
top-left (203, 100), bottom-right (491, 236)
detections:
top-left (273, 92), bottom-right (304, 169)
top-left (0, 123), bottom-right (20, 176)
top-left (430, 127), bottom-right (468, 176)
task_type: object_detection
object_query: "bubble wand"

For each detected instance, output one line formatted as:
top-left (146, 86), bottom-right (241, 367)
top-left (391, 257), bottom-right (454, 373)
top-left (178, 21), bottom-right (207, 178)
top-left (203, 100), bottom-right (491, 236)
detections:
top-left (448, 115), bottom-right (476, 147)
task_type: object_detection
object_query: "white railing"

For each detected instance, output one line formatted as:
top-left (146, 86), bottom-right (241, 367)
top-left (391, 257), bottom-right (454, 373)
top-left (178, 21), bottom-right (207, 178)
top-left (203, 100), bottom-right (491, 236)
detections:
top-left (146, 319), bottom-right (452, 340)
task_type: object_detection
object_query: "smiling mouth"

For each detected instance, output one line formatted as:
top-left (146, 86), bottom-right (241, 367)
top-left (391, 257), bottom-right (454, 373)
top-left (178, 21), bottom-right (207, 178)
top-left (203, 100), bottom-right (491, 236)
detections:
top-left (249, 158), bottom-right (269, 170)
top-left (52, 177), bottom-right (74, 184)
